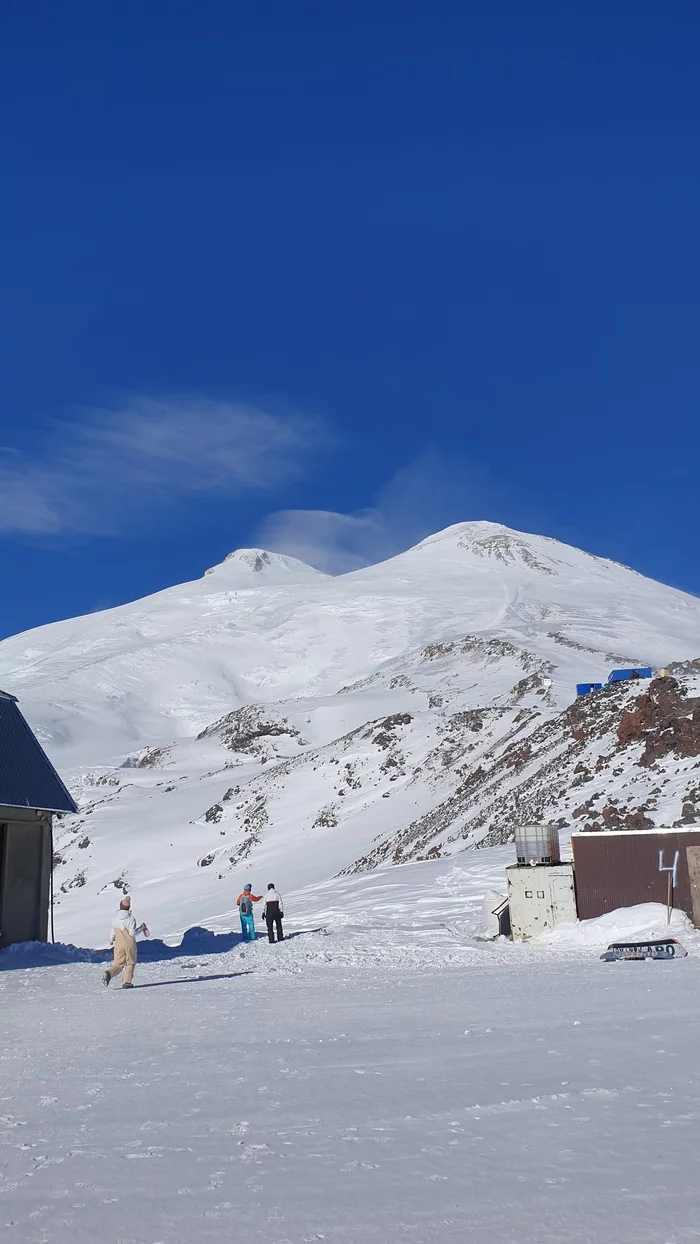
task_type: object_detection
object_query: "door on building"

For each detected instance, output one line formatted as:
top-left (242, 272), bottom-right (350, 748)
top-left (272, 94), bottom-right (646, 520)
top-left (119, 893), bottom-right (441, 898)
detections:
top-left (0, 821), bottom-right (44, 947)
top-left (549, 872), bottom-right (576, 924)
top-left (686, 847), bottom-right (700, 929)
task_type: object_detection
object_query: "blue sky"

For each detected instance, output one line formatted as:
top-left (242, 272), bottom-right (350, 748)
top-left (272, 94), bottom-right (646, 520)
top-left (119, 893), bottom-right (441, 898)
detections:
top-left (1, 1), bottom-right (699, 638)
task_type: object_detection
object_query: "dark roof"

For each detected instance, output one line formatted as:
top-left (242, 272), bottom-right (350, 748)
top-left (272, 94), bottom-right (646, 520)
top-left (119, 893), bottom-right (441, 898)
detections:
top-left (0, 694), bottom-right (77, 814)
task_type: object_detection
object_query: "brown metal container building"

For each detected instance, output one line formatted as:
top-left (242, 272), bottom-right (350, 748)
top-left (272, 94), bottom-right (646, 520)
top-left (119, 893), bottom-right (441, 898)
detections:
top-left (572, 829), bottom-right (700, 927)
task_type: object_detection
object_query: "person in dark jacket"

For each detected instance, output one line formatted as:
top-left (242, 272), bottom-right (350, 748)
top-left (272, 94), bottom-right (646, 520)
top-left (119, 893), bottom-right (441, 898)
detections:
top-left (262, 883), bottom-right (284, 943)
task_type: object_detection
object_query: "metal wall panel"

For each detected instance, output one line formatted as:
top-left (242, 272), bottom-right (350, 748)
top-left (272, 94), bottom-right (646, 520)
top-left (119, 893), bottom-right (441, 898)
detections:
top-left (572, 831), bottom-right (700, 925)
top-left (0, 696), bottom-right (77, 814)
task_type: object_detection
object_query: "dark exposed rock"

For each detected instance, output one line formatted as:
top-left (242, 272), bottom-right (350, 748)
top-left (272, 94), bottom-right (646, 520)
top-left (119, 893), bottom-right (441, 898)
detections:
top-left (60, 870), bottom-right (86, 892)
top-left (503, 742), bottom-right (533, 769)
top-left (572, 797), bottom-right (598, 819)
top-left (126, 746), bottom-right (171, 769)
top-left (456, 765), bottom-right (487, 793)
top-left (313, 805), bottom-right (339, 828)
top-left (601, 805), bottom-right (622, 828)
top-left (197, 704), bottom-right (303, 756)
top-left (448, 710), bottom-right (487, 733)
top-left (467, 532), bottom-right (555, 575)
top-left (674, 800), bottom-right (699, 827)
top-left (571, 764), bottom-right (593, 787)
top-left (421, 635), bottom-right (542, 670)
top-left (617, 677), bottom-right (700, 766)
top-left (370, 713), bottom-right (413, 750)
top-left (622, 809), bottom-right (654, 831)
top-left (506, 670), bottom-right (555, 706)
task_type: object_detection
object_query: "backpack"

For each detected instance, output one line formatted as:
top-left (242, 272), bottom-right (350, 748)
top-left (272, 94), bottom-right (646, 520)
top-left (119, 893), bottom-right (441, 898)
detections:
top-left (240, 896), bottom-right (253, 916)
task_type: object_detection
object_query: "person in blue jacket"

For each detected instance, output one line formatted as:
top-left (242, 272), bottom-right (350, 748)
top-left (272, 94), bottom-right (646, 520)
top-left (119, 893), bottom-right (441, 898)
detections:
top-left (236, 883), bottom-right (261, 941)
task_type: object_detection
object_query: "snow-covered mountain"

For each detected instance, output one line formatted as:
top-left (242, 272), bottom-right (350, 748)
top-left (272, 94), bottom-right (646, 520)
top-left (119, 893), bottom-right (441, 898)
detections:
top-left (1, 520), bottom-right (699, 946)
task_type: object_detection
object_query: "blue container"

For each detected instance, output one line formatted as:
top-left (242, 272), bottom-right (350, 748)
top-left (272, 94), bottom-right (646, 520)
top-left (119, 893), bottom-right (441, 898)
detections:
top-left (576, 682), bottom-right (603, 696)
top-left (607, 667), bottom-right (653, 684)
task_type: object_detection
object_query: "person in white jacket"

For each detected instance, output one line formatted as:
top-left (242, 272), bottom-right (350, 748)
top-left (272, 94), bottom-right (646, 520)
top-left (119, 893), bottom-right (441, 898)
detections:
top-left (262, 884), bottom-right (284, 943)
top-left (103, 896), bottom-right (147, 989)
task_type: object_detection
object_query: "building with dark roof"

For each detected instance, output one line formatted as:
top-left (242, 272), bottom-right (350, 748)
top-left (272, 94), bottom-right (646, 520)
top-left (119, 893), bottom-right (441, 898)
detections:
top-left (0, 689), bottom-right (77, 949)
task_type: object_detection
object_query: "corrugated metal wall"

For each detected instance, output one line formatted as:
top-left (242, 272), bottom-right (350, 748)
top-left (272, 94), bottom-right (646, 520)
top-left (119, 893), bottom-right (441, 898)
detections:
top-left (572, 831), bottom-right (700, 925)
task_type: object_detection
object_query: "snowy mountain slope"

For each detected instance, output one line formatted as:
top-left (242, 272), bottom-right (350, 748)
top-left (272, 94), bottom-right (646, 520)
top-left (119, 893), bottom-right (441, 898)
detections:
top-left (1, 520), bottom-right (699, 946)
top-left (0, 549), bottom-right (329, 764)
top-left (353, 663), bottom-right (700, 869)
top-left (1, 521), bottom-right (696, 765)
top-left (50, 664), bottom-right (700, 948)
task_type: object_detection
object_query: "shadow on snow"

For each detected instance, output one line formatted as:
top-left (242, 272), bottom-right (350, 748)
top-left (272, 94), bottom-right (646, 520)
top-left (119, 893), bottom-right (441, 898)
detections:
top-left (133, 970), bottom-right (252, 988)
top-left (0, 925), bottom-right (320, 972)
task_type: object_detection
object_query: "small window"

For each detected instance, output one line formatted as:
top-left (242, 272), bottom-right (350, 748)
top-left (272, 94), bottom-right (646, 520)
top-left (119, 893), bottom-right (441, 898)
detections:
top-left (537, 890), bottom-right (545, 899)
top-left (525, 890), bottom-right (533, 898)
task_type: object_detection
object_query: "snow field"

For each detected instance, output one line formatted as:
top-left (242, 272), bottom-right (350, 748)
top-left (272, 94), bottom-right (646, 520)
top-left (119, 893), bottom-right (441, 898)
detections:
top-left (2, 923), bottom-right (700, 1243)
top-left (3, 856), bottom-right (700, 1242)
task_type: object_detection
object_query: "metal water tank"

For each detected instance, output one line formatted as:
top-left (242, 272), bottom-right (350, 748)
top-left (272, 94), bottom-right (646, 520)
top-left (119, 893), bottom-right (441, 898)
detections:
top-left (514, 822), bottom-right (561, 866)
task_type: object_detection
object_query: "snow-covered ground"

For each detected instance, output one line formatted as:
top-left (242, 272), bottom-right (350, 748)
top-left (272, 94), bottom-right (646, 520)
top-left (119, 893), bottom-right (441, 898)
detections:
top-left (2, 855), bottom-right (700, 1243)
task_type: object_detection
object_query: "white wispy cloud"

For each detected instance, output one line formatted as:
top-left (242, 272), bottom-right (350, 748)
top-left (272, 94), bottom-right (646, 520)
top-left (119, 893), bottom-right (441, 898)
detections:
top-left (254, 508), bottom-right (388, 574)
top-left (0, 397), bottom-right (328, 535)
top-left (254, 451), bottom-right (515, 573)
